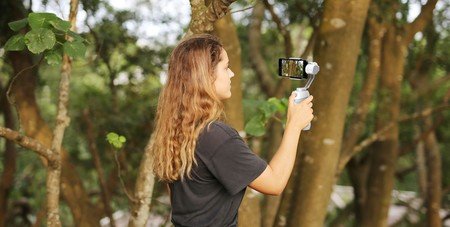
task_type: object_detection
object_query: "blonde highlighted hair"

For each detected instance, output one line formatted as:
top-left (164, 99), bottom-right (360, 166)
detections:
top-left (151, 34), bottom-right (225, 181)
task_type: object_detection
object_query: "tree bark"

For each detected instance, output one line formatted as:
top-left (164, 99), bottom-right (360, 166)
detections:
top-left (186, 0), bottom-right (236, 36)
top-left (128, 142), bottom-right (155, 227)
top-left (424, 119), bottom-right (442, 227)
top-left (0, 80), bottom-right (17, 227)
top-left (416, 137), bottom-right (427, 197)
top-left (287, 0), bottom-right (371, 226)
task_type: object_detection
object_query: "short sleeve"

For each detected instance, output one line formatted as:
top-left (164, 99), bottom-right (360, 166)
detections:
top-left (206, 136), bottom-right (267, 195)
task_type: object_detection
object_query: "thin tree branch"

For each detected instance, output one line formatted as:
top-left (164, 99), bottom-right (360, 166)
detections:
top-left (261, 0), bottom-right (294, 97)
top-left (351, 104), bottom-right (450, 155)
top-left (405, 0), bottom-right (438, 43)
top-left (262, 0), bottom-right (292, 57)
top-left (82, 109), bottom-right (116, 227)
top-left (230, 3), bottom-right (254, 14)
top-left (399, 116), bottom-right (443, 156)
top-left (0, 126), bottom-right (56, 164)
top-left (248, 1), bottom-right (276, 96)
top-left (113, 146), bottom-right (138, 203)
top-left (46, 0), bottom-right (79, 225)
top-left (417, 73), bottom-right (450, 99)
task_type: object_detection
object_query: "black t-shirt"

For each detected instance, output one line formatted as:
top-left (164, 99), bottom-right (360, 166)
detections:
top-left (169, 121), bottom-right (268, 227)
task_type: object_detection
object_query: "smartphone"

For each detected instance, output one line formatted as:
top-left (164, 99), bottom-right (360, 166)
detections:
top-left (278, 58), bottom-right (310, 80)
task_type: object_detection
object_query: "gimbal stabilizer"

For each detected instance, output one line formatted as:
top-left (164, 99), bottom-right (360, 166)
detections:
top-left (278, 58), bottom-right (320, 130)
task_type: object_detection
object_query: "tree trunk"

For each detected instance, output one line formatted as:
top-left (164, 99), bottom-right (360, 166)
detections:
top-left (337, 18), bottom-right (385, 175)
top-left (129, 142), bottom-right (155, 227)
top-left (287, 1), bottom-right (370, 226)
top-left (416, 136), bottom-right (427, 197)
top-left (360, 24), bottom-right (404, 227)
top-left (424, 121), bottom-right (442, 227)
top-left (407, 22), bottom-right (442, 226)
top-left (0, 79), bottom-right (17, 227)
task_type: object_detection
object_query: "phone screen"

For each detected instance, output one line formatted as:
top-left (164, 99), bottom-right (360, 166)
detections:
top-left (278, 58), bottom-right (309, 80)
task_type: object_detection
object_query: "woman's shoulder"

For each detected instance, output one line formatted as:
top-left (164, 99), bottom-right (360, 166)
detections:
top-left (205, 121), bottom-right (239, 138)
top-left (197, 121), bottom-right (240, 154)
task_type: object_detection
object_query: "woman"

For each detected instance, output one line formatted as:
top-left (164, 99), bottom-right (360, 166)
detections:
top-left (151, 34), bottom-right (313, 226)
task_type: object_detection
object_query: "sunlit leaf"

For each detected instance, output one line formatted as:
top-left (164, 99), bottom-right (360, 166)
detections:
top-left (106, 132), bottom-right (126, 149)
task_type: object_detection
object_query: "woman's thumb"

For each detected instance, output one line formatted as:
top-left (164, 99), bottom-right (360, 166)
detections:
top-left (289, 92), bottom-right (297, 105)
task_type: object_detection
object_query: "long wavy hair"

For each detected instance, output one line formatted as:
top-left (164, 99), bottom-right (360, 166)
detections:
top-left (151, 34), bottom-right (225, 182)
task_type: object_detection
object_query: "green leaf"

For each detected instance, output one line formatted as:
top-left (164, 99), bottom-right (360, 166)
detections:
top-left (245, 116), bottom-right (266, 137)
top-left (44, 50), bottom-right (62, 65)
top-left (8, 18), bottom-right (28, 31)
top-left (113, 141), bottom-right (122, 148)
top-left (268, 97), bottom-right (285, 112)
top-left (261, 102), bottom-right (277, 119)
top-left (24, 28), bottom-right (56, 54)
top-left (106, 132), bottom-right (126, 149)
top-left (67, 30), bottom-right (84, 42)
top-left (28, 12), bottom-right (58, 29)
top-left (4, 34), bottom-right (26, 51)
top-left (106, 132), bottom-right (119, 141)
top-left (49, 19), bottom-right (71, 32)
top-left (63, 40), bottom-right (86, 58)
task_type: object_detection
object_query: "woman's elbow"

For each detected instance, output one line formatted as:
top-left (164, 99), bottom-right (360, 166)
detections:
top-left (264, 185), bottom-right (285, 196)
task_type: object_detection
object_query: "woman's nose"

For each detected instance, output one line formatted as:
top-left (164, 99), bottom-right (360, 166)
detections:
top-left (229, 69), bottom-right (235, 78)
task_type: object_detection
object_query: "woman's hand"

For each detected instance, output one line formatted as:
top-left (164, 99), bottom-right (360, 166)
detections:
top-left (286, 92), bottom-right (314, 131)
top-left (249, 92), bottom-right (314, 195)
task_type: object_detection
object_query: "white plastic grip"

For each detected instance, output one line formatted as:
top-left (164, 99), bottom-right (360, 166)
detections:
top-left (294, 87), bottom-right (311, 131)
